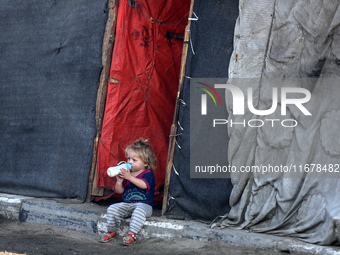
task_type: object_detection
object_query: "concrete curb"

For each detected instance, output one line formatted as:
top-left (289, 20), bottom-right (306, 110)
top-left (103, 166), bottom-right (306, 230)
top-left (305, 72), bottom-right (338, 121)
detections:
top-left (1, 193), bottom-right (339, 254)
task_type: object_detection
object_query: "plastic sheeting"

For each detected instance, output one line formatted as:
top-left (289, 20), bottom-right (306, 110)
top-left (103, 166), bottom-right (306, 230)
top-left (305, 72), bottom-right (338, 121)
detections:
top-left (165, 0), bottom-right (239, 220)
top-left (0, 0), bottom-right (108, 200)
top-left (214, 0), bottom-right (340, 245)
top-left (96, 0), bottom-right (190, 203)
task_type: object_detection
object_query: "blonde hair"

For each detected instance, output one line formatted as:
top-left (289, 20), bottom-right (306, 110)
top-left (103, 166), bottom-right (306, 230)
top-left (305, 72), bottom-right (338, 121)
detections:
top-left (125, 138), bottom-right (157, 171)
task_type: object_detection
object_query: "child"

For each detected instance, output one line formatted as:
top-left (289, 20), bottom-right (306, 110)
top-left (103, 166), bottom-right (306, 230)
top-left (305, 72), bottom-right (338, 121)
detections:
top-left (100, 138), bottom-right (156, 245)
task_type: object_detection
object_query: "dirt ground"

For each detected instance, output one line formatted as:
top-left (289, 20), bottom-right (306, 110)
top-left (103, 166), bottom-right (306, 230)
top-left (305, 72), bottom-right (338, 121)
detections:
top-left (0, 216), bottom-right (293, 255)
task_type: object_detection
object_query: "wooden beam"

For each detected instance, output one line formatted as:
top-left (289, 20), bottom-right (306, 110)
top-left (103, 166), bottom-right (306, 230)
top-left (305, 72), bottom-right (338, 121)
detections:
top-left (162, 0), bottom-right (195, 215)
top-left (86, 0), bottom-right (118, 202)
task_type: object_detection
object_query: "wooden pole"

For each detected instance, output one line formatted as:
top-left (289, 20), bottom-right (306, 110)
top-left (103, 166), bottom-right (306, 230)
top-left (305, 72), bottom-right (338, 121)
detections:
top-left (86, 0), bottom-right (118, 202)
top-left (162, 0), bottom-right (195, 215)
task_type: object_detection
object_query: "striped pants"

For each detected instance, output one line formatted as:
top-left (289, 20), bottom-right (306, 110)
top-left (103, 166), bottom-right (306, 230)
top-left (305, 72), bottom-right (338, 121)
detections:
top-left (106, 202), bottom-right (152, 234)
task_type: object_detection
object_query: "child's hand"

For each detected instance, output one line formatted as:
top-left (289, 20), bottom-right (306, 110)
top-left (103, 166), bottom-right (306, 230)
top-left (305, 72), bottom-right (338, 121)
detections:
top-left (116, 168), bottom-right (125, 182)
top-left (118, 168), bottom-right (132, 180)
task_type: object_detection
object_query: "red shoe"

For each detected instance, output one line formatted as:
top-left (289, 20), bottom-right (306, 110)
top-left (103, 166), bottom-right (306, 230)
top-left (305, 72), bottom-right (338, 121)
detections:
top-left (121, 233), bottom-right (136, 246)
top-left (99, 232), bottom-right (117, 243)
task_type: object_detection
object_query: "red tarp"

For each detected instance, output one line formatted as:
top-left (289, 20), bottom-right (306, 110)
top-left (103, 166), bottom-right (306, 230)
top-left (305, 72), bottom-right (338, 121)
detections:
top-left (97, 0), bottom-right (190, 203)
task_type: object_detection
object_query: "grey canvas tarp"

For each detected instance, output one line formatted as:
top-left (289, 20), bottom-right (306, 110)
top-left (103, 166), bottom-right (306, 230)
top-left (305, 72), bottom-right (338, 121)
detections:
top-left (213, 0), bottom-right (340, 245)
top-left (0, 0), bottom-right (107, 200)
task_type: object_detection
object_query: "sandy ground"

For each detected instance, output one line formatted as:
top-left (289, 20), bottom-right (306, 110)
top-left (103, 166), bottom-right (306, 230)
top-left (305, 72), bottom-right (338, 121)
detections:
top-left (0, 216), bottom-right (292, 255)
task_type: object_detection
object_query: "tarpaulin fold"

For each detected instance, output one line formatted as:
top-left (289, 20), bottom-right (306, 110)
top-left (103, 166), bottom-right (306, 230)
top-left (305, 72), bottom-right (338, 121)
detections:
top-left (214, 0), bottom-right (340, 245)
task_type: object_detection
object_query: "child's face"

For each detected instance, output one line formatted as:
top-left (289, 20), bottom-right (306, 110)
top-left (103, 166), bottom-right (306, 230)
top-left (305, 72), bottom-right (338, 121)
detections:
top-left (126, 150), bottom-right (147, 172)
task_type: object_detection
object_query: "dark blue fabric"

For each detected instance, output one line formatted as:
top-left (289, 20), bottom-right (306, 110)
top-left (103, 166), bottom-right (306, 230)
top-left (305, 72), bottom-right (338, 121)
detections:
top-left (167, 0), bottom-right (239, 220)
top-left (122, 170), bottom-right (155, 207)
top-left (0, 0), bottom-right (108, 201)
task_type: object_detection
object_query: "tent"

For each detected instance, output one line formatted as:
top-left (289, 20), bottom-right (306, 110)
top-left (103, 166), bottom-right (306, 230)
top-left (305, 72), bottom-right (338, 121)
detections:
top-left (93, 0), bottom-right (191, 205)
top-left (2, 0), bottom-right (340, 246)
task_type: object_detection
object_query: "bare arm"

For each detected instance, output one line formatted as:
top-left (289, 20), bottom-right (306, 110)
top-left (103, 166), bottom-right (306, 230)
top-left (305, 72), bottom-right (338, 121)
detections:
top-left (114, 172), bottom-right (125, 194)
